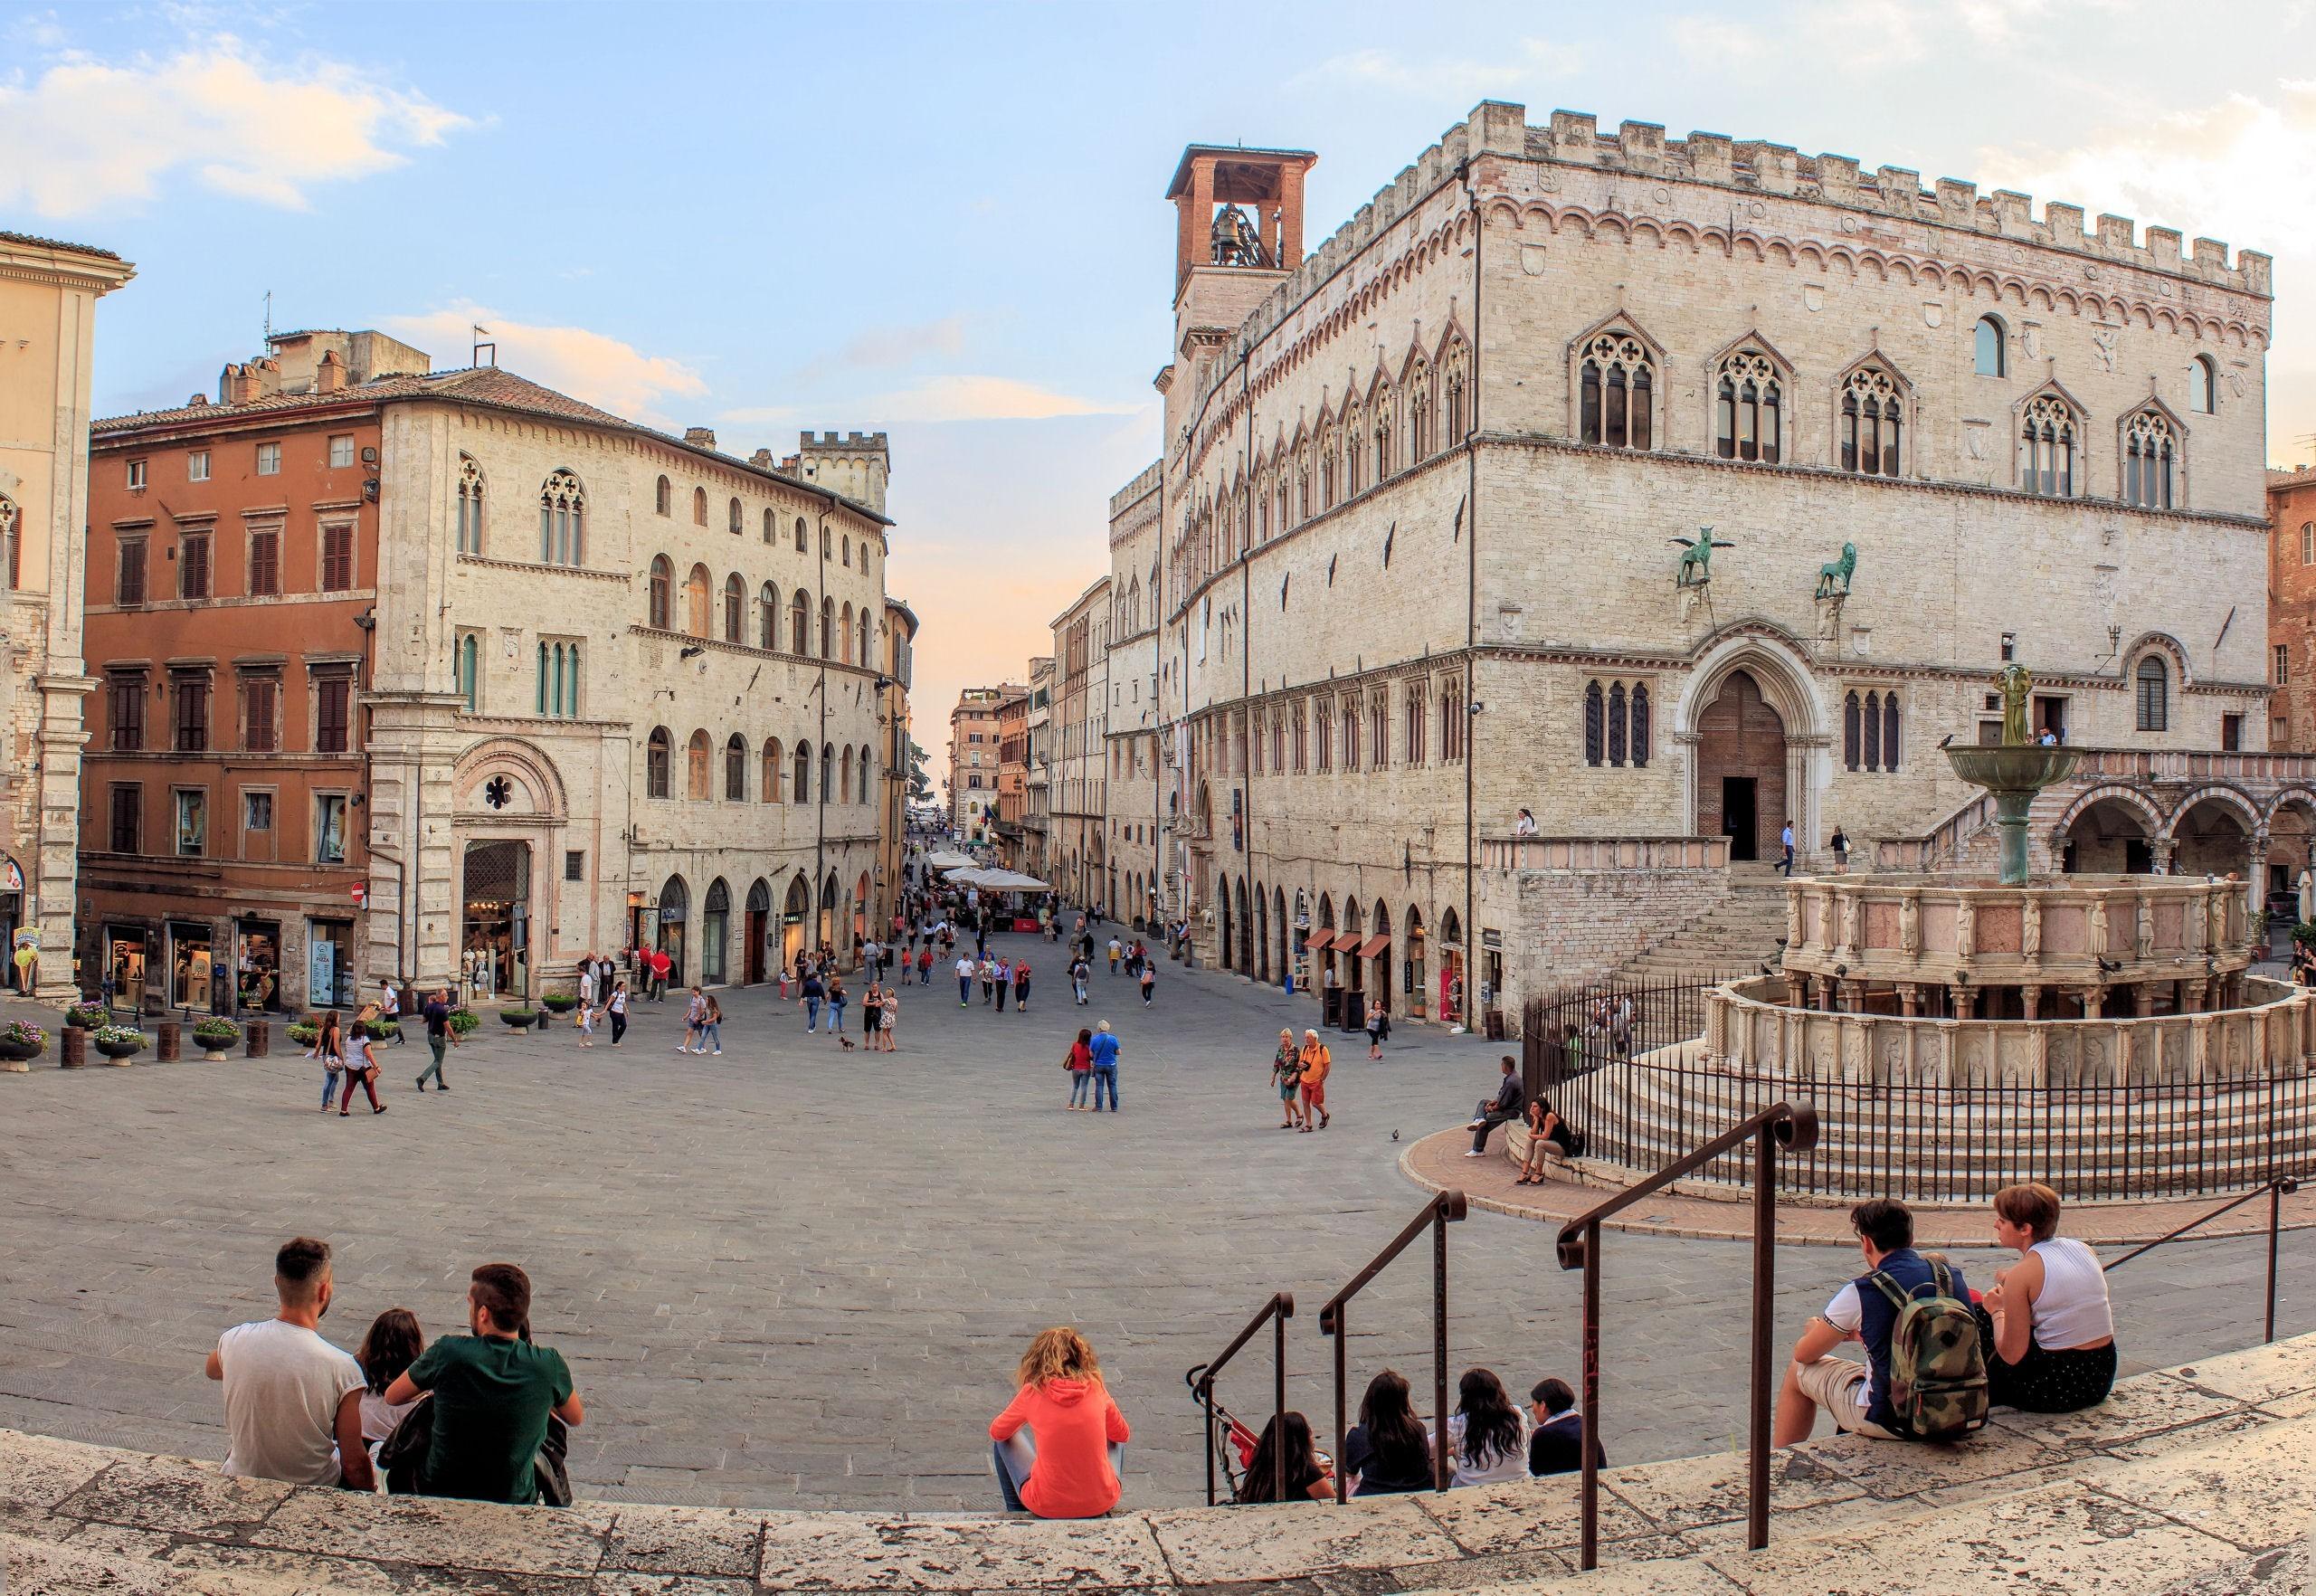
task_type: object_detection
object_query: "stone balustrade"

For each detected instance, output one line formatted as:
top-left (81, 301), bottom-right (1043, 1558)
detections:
top-left (1481, 835), bottom-right (1729, 872)
top-left (1705, 974), bottom-right (2314, 1086)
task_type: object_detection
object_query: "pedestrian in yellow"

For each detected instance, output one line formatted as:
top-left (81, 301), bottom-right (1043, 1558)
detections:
top-left (1270, 1029), bottom-right (1305, 1130)
top-left (1296, 1029), bottom-right (1332, 1132)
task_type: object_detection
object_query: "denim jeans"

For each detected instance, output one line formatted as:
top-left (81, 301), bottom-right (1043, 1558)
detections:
top-left (701, 1021), bottom-right (721, 1051)
top-left (1069, 1070), bottom-right (1091, 1107)
top-left (993, 1431), bottom-right (1125, 1513)
top-left (804, 997), bottom-right (821, 1031)
top-left (417, 1037), bottom-right (447, 1087)
top-left (1092, 1065), bottom-right (1118, 1111)
top-left (830, 1002), bottom-right (846, 1033)
top-left (959, 977), bottom-right (973, 1005)
top-left (320, 1065), bottom-right (341, 1109)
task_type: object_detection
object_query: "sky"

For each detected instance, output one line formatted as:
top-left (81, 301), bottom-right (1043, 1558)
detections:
top-left (6, 0), bottom-right (2314, 738)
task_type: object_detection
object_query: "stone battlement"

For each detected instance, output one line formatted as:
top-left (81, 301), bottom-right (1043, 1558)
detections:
top-left (801, 430), bottom-right (890, 449)
top-left (1109, 458), bottom-right (1163, 522)
top-left (4, 1337), bottom-right (2312, 1591)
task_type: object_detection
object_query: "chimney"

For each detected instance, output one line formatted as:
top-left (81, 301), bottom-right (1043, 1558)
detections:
top-left (749, 448), bottom-right (774, 468)
top-left (219, 363), bottom-right (263, 404)
top-left (683, 427), bottom-right (717, 451)
top-left (314, 349), bottom-right (347, 394)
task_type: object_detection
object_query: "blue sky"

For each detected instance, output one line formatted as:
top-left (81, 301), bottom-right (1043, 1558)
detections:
top-left (6, 0), bottom-right (2312, 728)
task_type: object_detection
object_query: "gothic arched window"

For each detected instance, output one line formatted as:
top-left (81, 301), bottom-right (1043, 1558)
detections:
top-left (1607, 681), bottom-right (1628, 765)
top-left (1584, 679), bottom-right (1604, 766)
top-left (2019, 394), bottom-right (2079, 498)
top-left (1844, 691), bottom-right (1863, 771)
top-left (646, 727), bottom-right (671, 798)
top-left (793, 740), bottom-right (811, 803)
top-left (723, 573), bottom-right (745, 642)
top-left (1630, 684), bottom-right (1650, 768)
top-left (1882, 691), bottom-right (1901, 770)
top-left (692, 486), bottom-right (708, 527)
top-left (2189, 354), bottom-right (2216, 415)
top-left (685, 563), bottom-right (711, 638)
top-left (656, 475), bottom-right (672, 516)
top-left (759, 582), bottom-right (777, 650)
top-left (687, 730), bottom-right (712, 800)
top-left (763, 737), bottom-right (783, 803)
top-left (456, 457), bottom-right (485, 555)
top-left (726, 734), bottom-right (747, 801)
top-left (1842, 365), bottom-right (1904, 477)
top-left (648, 556), bottom-right (672, 630)
top-left (1975, 315), bottom-right (2006, 376)
top-left (2122, 408), bottom-right (2178, 509)
top-left (1443, 343), bottom-right (1469, 442)
top-left (728, 497), bottom-right (743, 536)
top-left (2136, 655), bottom-right (2169, 732)
top-left (538, 470), bottom-right (584, 565)
top-left (1579, 331), bottom-right (1654, 450)
top-left (791, 588), bottom-right (810, 654)
top-left (1714, 349), bottom-right (1782, 463)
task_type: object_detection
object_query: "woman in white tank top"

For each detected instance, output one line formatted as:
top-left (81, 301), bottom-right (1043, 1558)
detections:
top-left (1979, 1183), bottom-right (2118, 1412)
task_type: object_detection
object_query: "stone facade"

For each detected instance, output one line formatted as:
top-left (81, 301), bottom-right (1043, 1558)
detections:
top-left (1106, 464), bottom-right (1163, 924)
top-left (1116, 102), bottom-right (2271, 1027)
top-left (0, 232), bottom-right (133, 998)
top-left (878, 599), bottom-right (918, 930)
top-left (2270, 466), bottom-right (2316, 753)
top-left (1022, 657), bottom-right (1054, 878)
top-left (1051, 578), bottom-right (1109, 907)
top-left (945, 686), bottom-right (1008, 841)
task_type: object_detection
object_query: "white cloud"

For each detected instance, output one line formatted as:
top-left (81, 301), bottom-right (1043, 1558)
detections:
top-left (1977, 80), bottom-right (2316, 460)
top-left (726, 375), bottom-right (1137, 428)
top-left (794, 316), bottom-right (973, 385)
top-left (1291, 37), bottom-right (1581, 100)
top-left (1670, 17), bottom-right (1769, 64)
top-left (0, 36), bottom-right (470, 217)
top-left (382, 303), bottom-right (707, 425)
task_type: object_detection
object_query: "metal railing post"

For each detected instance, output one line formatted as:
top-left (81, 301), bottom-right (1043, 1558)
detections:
top-left (1332, 1303), bottom-right (1348, 1504)
top-left (1272, 1305), bottom-right (1287, 1505)
top-left (2269, 1178), bottom-right (2287, 1345)
top-left (1200, 1372), bottom-right (1217, 1506)
top-left (1748, 1124), bottom-right (1776, 1553)
top-left (1578, 1219), bottom-right (1600, 1571)
top-left (1434, 1201), bottom-right (1450, 1494)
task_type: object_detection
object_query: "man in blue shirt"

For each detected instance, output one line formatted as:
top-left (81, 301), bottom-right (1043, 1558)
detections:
top-left (1087, 1021), bottom-right (1121, 1112)
top-left (1774, 1198), bottom-right (1967, 1445)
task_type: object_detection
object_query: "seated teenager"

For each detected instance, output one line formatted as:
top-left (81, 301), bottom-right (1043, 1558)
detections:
top-left (1342, 1370), bottom-right (1433, 1496)
top-left (1976, 1183), bottom-right (2117, 1412)
top-left (1233, 1411), bottom-right (1334, 1503)
top-left (1526, 1378), bottom-right (1604, 1476)
top-left (382, 1263), bottom-right (582, 1504)
top-left (1514, 1098), bottom-right (1579, 1184)
top-left (989, 1326), bottom-right (1130, 1516)
top-left (1774, 1198), bottom-right (1973, 1446)
top-left (1466, 1058), bottom-right (1524, 1157)
top-left (1438, 1368), bottom-right (1529, 1487)
top-left (356, 1307), bottom-right (424, 1453)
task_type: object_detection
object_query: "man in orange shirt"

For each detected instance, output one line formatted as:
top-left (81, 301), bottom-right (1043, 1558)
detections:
top-left (1297, 1029), bottom-right (1332, 1131)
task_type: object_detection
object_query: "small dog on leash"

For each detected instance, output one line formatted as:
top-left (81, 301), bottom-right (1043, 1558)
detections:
top-left (837, 1034), bottom-right (858, 1051)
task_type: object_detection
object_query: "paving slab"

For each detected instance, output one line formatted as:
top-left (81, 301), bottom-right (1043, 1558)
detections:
top-left (753, 1512), bottom-right (1172, 1590)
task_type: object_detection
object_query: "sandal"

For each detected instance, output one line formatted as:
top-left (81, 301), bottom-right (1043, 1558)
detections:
top-left (373, 1105), bottom-right (388, 1115)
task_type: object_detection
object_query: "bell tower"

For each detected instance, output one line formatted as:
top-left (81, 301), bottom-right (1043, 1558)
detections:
top-left (1160, 145), bottom-right (1316, 438)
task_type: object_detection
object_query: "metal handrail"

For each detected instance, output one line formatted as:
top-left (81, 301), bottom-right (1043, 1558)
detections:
top-left (1187, 1290), bottom-right (1294, 1506)
top-left (2103, 1174), bottom-right (2300, 1344)
top-left (1555, 1101), bottom-right (1818, 1572)
top-left (1316, 1191), bottom-right (1468, 1501)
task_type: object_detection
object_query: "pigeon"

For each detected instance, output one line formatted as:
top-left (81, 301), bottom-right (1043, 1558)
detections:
top-left (1391, 1129), bottom-right (1400, 1142)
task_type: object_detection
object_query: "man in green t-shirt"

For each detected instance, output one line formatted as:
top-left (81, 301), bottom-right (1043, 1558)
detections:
top-left (384, 1262), bottom-right (584, 1504)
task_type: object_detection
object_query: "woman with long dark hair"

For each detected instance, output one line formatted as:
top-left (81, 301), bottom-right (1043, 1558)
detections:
top-left (1441, 1368), bottom-right (1528, 1487)
top-left (1343, 1370), bottom-right (1432, 1496)
top-left (316, 1011), bottom-right (345, 1113)
top-left (1234, 1410), bottom-right (1334, 1504)
top-left (356, 1307), bottom-right (424, 1447)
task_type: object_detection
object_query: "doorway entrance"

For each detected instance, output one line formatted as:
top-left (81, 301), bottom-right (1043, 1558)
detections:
top-left (783, 877), bottom-right (810, 970)
top-left (1722, 777), bottom-right (1760, 860)
top-left (657, 875), bottom-right (688, 986)
top-left (462, 841), bottom-right (531, 1000)
top-left (745, 879), bottom-right (771, 984)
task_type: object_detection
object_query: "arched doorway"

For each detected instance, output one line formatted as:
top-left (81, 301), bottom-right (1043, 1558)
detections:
top-left (745, 879), bottom-right (771, 984)
top-left (1238, 876), bottom-right (1253, 974)
top-left (702, 879), bottom-right (730, 986)
top-left (1695, 669), bottom-right (1788, 862)
top-left (1438, 907), bottom-right (1465, 1024)
top-left (2059, 792), bottom-right (2160, 874)
top-left (1315, 894), bottom-right (1336, 995)
top-left (2167, 792), bottom-right (2258, 881)
top-left (1254, 882), bottom-right (1270, 983)
top-left (853, 872), bottom-right (870, 950)
top-left (1341, 899), bottom-right (1365, 1009)
top-left (1276, 887), bottom-right (1290, 990)
top-left (657, 874), bottom-right (689, 986)
top-left (462, 841), bottom-right (531, 1000)
top-left (1216, 878), bottom-right (1234, 972)
top-left (1369, 901), bottom-right (1392, 1020)
top-left (1404, 908), bottom-right (1427, 1018)
top-left (818, 873), bottom-right (839, 953)
top-left (782, 876), bottom-right (810, 969)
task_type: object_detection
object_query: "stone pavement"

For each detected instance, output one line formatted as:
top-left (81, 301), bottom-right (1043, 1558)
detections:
top-left (0, 932), bottom-right (2311, 1511)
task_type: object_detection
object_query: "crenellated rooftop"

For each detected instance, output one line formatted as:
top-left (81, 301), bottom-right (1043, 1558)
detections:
top-left (1109, 459), bottom-right (1163, 521)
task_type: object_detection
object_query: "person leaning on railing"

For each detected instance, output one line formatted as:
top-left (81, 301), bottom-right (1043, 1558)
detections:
top-left (1975, 1183), bottom-right (2118, 1413)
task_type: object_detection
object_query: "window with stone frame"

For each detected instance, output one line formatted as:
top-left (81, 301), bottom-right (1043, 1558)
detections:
top-left (240, 671), bottom-right (280, 753)
top-left (1272, 708), bottom-right (1286, 772)
top-left (687, 729), bottom-right (713, 800)
top-left (2189, 354), bottom-right (2217, 415)
top-left (456, 631), bottom-right (481, 712)
top-left (693, 486), bottom-right (708, 527)
top-left (1843, 689), bottom-right (1903, 772)
top-left (1442, 341), bottom-right (1470, 442)
top-left (1439, 677), bottom-right (1465, 762)
top-left (247, 524), bottom-right (281, 596)
top-left (175, 786), bottom-right (207, 857)
top-left (647, 727), bottom-right (672, 797)
top-left (109, 783), bottom-right (142, 853)
top-left (791, 588), bottom-right (811, 653)
top-left (763, 737), bottom-right (783, 802)
top-left (2135, 655), bottom-right (2169, 732)
top-left (1713, 348), bottom-right (1783, 463)
top-left (793, 740), bottom-right (811, 803)
top-left (1840, 365), bottom-right (1905, 477)
top-left (2018, 392), bottom-right (2080, 498)
top-left (319, 522), bottom-right (355, 592)
top-left (534, 640), bottom-right (582, 718)
top-left (458, 458), bottom-right (486, 554)
top-left (1345, 404), bottom-right (1365, 498)
top-left (648, 556), bottom-right (673, 628)
top-left (726, 734), bottom-right (747, 801)
top-left (723, 573), bottom-right (745, 642)
top-left (656, 475), bottom-right (672, 516)
top-left (0, 493), bottom-right (16, 592)
top-left (1578, 331), bottom-right (1655, 450)
top-left (1409, 368), bottom-right (1432, 461)
top-left (117, 536), bottom-right (147, 606)
top-left (178, 527), bottom-right (212, 600)
top-left (2121, 408), bottom-right (2178, 509)
top-left (728, 497), bottom-right (744, 536)
top-left (1343, 697), bottom-right (1360, 770)
top-left (1405, 680), bottom-right (1427, 765)
top-left (108, 670), bottom-right (145, 751)
top-left (686, 564), bottom-right (712, 638)
top-left (758, 582), bottom-right (778, 650)
top-left (2302, 523), bottom-right (2314, 565)
top-left (314, 671), bottom-right (352, 752)
top-left (171, 670), bottom-right (210, 752)
top-left (538, 470), bottom-right (585, 565)
top-left (794, 515), bottom-right (809, 553)
top-left (1319, 427), bottom-right (1338, 510)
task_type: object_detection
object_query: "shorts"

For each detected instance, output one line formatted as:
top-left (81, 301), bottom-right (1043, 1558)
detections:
top-left (1789, 1356), bottom-right (1899, 1440)
top-left (1277, 1079), bottom-right (1300, 1102)
top-left (1300, 1081), bottom-right (1326, 1108)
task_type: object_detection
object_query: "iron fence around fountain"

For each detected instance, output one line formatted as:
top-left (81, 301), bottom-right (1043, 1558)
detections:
top-left (1523, 978), bottom-right (2315, 1203)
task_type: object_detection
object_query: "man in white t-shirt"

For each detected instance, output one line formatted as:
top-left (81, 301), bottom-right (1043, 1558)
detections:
top-left (204, 1236), bottom-right (372, 1488)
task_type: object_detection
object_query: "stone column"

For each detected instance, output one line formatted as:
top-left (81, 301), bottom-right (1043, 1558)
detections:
top-left (1899, 983), bottom-right (1921, 1017)
top-left (1950, 984), bottom-right (1974, 1020)
top-left (2249, 830), bottom-right (2270, 918)
top-left (2133, 983), bottom-right (2155, 1018)
top-left (2080, 985), bottom-right (2104, 1020)
top-left (2020, 984), bottom-right (2040, 1021)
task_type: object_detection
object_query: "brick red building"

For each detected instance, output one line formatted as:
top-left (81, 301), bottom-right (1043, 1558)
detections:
top-left (2271, 466), bottom-right (2316, 753)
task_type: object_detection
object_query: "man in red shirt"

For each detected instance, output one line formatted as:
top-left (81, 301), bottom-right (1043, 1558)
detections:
top-left (649, 948), bottom-right (671, 1002)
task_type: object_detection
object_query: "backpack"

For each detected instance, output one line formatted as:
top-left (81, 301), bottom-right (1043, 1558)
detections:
top-left (1866, 1255), bottom-right (1988, 1441)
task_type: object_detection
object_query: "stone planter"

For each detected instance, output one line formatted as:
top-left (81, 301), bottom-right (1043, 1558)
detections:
top-left (0, 1038), bottom-right (43, 1071)
top-left (499, 1012), bottom-right (538, 1031)
top-left (93, 1038), bottom-right (145, 1064)
top-left (194, 1028), bottom-right (238, 1062)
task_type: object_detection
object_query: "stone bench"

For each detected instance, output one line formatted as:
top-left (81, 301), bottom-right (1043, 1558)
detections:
top-left (6, 1336), bottom-right (2314, 1592)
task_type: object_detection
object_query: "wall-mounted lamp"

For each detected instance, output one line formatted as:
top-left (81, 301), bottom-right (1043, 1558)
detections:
top-left (679, 644), bottom-right (707, 660)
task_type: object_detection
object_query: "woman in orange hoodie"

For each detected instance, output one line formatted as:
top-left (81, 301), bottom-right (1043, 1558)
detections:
top-left (989, 1326), bottom-right (1131, 1515)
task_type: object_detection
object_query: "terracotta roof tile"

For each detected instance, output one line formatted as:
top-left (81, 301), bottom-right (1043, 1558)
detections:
top-left (0, 228), bottom-right (123, 260)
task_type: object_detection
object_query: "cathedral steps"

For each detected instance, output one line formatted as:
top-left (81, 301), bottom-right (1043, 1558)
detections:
top-left (1603, 863), bottom-right (1790, 984)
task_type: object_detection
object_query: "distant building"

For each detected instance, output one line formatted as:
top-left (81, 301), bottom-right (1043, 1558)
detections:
top-left (1051, 578), bottom-right (1110, 907)
top-left (992, 689), bottom-right (1030, 869)
top-left (947, 686), bottom-right (1013, 841)
top-left (2271, 468), bottom-right (2316, 755)
top-left (879, 599), bottom-right (919, 926)
top-left (0, 231), bottom-right (134, 998)
top-left (1023, 658), bottom-right (1055, 879)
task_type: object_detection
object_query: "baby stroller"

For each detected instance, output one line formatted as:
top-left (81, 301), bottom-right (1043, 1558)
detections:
top-left (1182, 1362), bottom-right (1262, 1503)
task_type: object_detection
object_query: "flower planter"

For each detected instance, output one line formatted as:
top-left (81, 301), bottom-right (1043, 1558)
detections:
top-left (93, 1039), bottom-right (146, 1063)
top-left (499, 1012), bottom-right (538, 1031)
top-left (0, 1038), bottom-right (43, 1070)
top-left (193, 1026), bottom-right (238, 1062)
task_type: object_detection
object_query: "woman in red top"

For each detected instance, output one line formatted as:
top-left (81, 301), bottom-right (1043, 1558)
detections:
top-left (988, 1326), bottom-right (1130, 1516)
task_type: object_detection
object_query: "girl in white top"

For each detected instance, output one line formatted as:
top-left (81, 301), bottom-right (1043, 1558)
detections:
top-left (1438, 1368), bottom-right (1530, 1487)
top-left (1980, 1182), bottom-right (2118, 1412)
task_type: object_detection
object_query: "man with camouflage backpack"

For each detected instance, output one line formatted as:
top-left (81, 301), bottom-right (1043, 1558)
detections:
top-left (1775, 1198), bottom-right (1988, 1446)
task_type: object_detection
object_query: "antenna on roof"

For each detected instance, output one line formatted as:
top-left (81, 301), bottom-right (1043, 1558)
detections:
top-left (472, 325), bottom-right (497, 369)
top-left (261, 290), bottom-right (272, 345)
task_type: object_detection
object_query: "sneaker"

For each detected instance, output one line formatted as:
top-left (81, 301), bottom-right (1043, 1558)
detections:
top-left (711, 1049), bottom-right (722, 1055)
top-left (1464, 1149), bottom-right (1485, 1157)
top-left (414, 1078), bottom-right (426, 1090)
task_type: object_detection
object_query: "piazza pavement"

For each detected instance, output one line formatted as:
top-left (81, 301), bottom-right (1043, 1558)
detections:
top-left (0, 929), bottom-right (2308, 1510)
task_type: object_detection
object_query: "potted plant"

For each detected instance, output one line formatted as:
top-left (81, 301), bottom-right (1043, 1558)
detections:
top-left (192, 1018), bottom-right (240, 1061)
top-left (367, 1018), bottom-right (402, 1042)
top-left (64, 1003), bottom-right (108, 1031)
top-left (286, 1021), bottom-right (320, 1047)
top-left (91, 1024), bottom-right (148, 1062)
top-left (539, 992), bottom-right (577, 1014)
top-left (0, 1020), bottom-right (46, 1065)
top-left (447, 1007), bottom-right (480, 1037)
top-left (499, 1008), bottom-right (539, 1031)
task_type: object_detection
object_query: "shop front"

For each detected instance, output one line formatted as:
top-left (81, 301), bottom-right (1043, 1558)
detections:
top-left (656, 875), bottom-right (688, 986)
top-left (0, 854), bottom-right (23, 992)
top-left (106, 926), bottom-right (150, 1013)
top-left (235, 920), bottom-right (283, 1012)
top-left (701, 879), bottom-right (728, 986)
top-left (308, 918), bottom-right (358, 1010)
top-left (166, 920), bottom-right (215, 1012)
top-left (462, 840), bottom-right (532, 1001)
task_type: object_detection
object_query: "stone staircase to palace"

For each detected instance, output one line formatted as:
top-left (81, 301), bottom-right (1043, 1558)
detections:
top-left (5, 1335), bottom-right (2313, 1591)
top-left (1604, 861), bottom-right (1791, 985)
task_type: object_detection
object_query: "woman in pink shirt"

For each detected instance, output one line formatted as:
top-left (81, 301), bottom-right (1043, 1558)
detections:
top-left (988, 1326), bottom-right (1130, 1516)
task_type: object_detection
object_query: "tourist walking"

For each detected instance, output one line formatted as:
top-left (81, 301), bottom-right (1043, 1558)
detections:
top-left (1066, 1028), bottom-right (1094, 1108)
top-left (1829, 825), bottom-right (1851, 875)
top-left (317, 1011), bottom-right (346, 1113)
top-left (1271, 1029), bottom-right (1305, 1130)
top-left (416, 989), bottom-right (458, 1091)
top-left (379, 979), bottom-right (406, 1045)
top-left (575, 988), bottom-right (597, 1048)
top-left (1088, 1021), bottom-right (1121, 1112)
top-left (608, 981), bottom-right (628, 1046)
top-left (918, 945), bottom-right (934, 985)
top-left (879, 984), bottom-right (899, 1051)
top-left (1296, 1029), bottom-right (1330, 1129)
top-left (956, 952), bottom-right (975, 1007)
top-left (994, 957), bottom-right (1012, 1013)
top-left (803, 965), bottom-right (826, 1032)
top-left (1778, 820), bottom-right (1796, 878)
top-left (828, 977), bottom-right (849, 1039)
top-left (1366, 999), bottom-right (1390, 1059)
top-left (981, 956), bottom-right (998, 1006)
top-left (1070, 955), bottom-right (1090, 1005)
top-left (1014, 958), bottom-right (1031, 1012)
top-left (1107, 936), bottom-right (1122, 976)
top-left (700, 994), bottom-right (723, 1056)
top-left (1139, 960), bottom-right (1155, 1007)
top-left (339, 1021), bottom-right (386, 1116)
top-left (679, 986), bottom-right (707, 1053)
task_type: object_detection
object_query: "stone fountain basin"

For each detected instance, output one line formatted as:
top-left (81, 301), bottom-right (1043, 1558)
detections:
top-left (1944, 743), bottom-right (2082, 793)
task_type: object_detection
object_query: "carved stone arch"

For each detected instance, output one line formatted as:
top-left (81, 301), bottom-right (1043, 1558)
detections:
top-left (454, 736), bottom-right (573, 822)
top-left (1734, 233), bottom-right (1766, 263)
top-left (1566, 308), bottom-right (1668, 442)
top-left (2159, 784), bottom-right (2263, 843)
top-left (1664, 219), bottom-right (1703, 251)
top-left (1766, 239), bottom-right (1797, 267)
top-left (1675, 627), bottom-right (1830, 743)
top-left (2264, 787), bottom-right (2316, 829)
top-left (1630, 217), bottom-right (1666, 248)
top-left (2048, 784), bottom-right (2166, 850)
top-left (1796, 240), bottom-right (1829, 270)
top-left (2121, 629), bottom-right (2194, 689)
top-left (1483, 195), bottom-right (1525, 227)
top-left (1703, 328), bottom-right (1795, 463)
top-left (2029, 285), bottom-right (2055, 311)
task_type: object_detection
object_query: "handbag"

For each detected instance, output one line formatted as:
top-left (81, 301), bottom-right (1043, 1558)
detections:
top-left (375, 1391), bottom-right (432, 1495)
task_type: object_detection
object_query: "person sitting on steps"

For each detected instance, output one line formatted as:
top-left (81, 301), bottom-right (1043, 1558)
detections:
top-left (1976, 1183), bottom-right (2117, 1413)
top-left (988, 1326), bottom-right (1130, 1517)
top-left (1467, 1056), bottom-right (1523, 1156)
